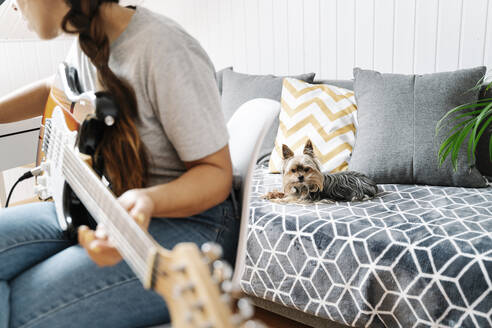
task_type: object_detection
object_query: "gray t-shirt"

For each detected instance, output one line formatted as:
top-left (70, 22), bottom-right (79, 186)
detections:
top-left (65, 6), bottom-right (228, 187)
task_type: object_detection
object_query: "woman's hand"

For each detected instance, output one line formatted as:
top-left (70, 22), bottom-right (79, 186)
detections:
top-left (78, 189), bottom-right (155, 267)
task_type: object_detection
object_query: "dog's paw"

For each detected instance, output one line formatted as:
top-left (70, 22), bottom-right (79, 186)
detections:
top-left (263, 191), bottom-right (286, 200)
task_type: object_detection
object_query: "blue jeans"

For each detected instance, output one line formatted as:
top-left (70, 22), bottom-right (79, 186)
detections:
top-left (0, 196), bottom-right (239, 328)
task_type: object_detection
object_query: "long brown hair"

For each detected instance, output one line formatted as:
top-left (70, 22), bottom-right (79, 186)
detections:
top-left (62, 0), bottom-right (149, 196)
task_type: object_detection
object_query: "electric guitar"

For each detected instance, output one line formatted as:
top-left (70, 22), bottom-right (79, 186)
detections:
top-left (36, 62), bottom-right (260, 328)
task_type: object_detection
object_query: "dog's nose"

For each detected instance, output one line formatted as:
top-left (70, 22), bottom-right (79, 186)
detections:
top-left (298, 176), bottom-right (304, 182)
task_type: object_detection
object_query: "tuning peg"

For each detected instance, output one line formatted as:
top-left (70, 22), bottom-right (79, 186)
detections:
top-left (213, 261), bottom-right (232, 283)
top-left (230, 282), bottom-right (244, 299)
top-left (220, 293), bottom-right (232, 305)
top-left (213, 260), bottom-right (233, 282)
top-left (221, 280), bottom-right (233, 293)
top-left (201, 242), bottom-right (223, 262)
top-left (221, 280), bottom-right (244, 299)
top-left (230, 314), bottom-right (243, 326)
top-left (237, 298), bottom-right (255, 320)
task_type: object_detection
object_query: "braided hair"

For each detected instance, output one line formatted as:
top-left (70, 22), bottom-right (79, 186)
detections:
top-left (62, 0), bottom-right (149, 196)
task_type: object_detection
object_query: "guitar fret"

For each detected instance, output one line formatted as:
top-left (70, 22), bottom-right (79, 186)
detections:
top-left (61, 146), bottom-right (156, 284)
top-left (62, 157), bottom-right (147, 281)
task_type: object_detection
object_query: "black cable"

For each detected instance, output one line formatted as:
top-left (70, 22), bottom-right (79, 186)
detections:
top-left (5, 171), bottom-right (34, 208)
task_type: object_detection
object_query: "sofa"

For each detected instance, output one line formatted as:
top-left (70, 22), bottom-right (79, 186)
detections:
top-left (219, 68), bottom-right (492, 328)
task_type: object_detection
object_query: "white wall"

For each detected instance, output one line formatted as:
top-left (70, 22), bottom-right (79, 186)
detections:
top-left (1, 0), bottom-right (490, 94)
top-left (0, 0), bottom-right (141, 96)
top-left (146, 0), bottom-right (492, 79)
top-left (0, 1), bottom-right (74, 96)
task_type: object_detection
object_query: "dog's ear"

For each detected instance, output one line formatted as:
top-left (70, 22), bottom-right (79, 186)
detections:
top-left (282, 144), bottom-right (294, 159)
top-left (303, 139), bottom-right (315, 157)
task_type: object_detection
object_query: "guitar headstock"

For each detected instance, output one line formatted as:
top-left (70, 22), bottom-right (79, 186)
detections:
top-left (151, 242), bottom-right (265, 328)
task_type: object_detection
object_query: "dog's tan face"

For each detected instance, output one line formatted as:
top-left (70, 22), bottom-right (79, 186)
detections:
top-left (281, 140), bottom-right (324, 197)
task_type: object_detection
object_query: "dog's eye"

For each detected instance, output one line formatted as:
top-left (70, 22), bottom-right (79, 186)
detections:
top-left (291, 168), bottom-right (296, 173)
top-left (304, 167), bottom-right (310, 172)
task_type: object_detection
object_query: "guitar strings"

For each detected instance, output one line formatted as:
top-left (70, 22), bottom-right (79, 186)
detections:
top-left (62, 158), bottom-right (175, 292)
top-left (46, 128), bottom-right (226, 326)
top-left (63, 149), bottom-right (155, 259)
top-left (62, 154), bottom-right (149, 280)
top-left (63, 141), bottom-right (228, 325)
top-left (44, 123), bottom-right (153, 281)
top-left (44, 123), bottom-right (212, 296)
top-left (44, 123), bottom-right (154, 267)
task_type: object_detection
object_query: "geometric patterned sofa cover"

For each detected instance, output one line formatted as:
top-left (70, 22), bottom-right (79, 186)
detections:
top-left (240, 164), bottom-right (492, 328)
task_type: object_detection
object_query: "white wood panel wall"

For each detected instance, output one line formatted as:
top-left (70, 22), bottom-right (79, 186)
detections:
top-left (0, 0), bottom-right (491, 94)
top-left (0, 39), bottom-right (73, 96)
top-left (0, 0), bottom-right (74, 96)
top-left (145, 0), bottom-right (492, 79)
top-left (0, 0), bottom-right (139, 96)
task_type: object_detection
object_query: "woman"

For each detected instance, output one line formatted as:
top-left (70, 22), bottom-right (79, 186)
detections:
top-left (0, 1), bottom-right (239, 327)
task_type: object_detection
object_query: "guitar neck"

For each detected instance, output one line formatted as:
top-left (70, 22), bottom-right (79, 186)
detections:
top-left (61, 143), bottom-right (157, 285)
top-left (40, 67), bottom-right (254, 328)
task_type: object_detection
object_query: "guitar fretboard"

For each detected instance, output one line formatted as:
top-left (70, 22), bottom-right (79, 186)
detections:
top-left (61, 144), bottom-right (156, 284)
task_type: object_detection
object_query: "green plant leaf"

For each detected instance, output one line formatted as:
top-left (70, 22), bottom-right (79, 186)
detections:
top-left (467, 124), bottom-right (476, 164)
top-left (469, 103), bottom-right (492, 162)
top-left (445, 109), bottom-right (483, 127)
top-left (464, 74), bottom-right (487, 94)
top-left (437, 76), bottom-right (492, 170)
top-left (439, 143), bottom-right (455, 167)
top-left (439, 139), bottom-right (456, 167)
top-left (438, 130), bottom-right (462, 166)
top-left (439, 130), bottom-right (460, 156)
top-left (486, 80), bottom-right (492, 92)
top-left (436, 103), bottom-right (488, 134)
top-left (470, 102), bottom-right (492, 137)
top-left (451, 120), bottom-right (475, 170)
top-left (439, 116), bottom-right (475, 138)
top-left (471, 115), bottom-right (492, 158)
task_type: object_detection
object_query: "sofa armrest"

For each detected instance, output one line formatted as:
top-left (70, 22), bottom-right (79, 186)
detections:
top-left (226, 98), bottom-right (280, 284)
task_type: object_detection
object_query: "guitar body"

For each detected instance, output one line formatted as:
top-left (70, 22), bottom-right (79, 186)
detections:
top-left (37, 63), bottom-right (91, 167)
top-left (37, 63), bottom-right (105, 234)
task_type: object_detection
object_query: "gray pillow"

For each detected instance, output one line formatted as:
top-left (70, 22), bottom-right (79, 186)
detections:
top-left (313, 79), bottom-right (354, 90)
top-left (349, 67), bottom-right (488, 187)
top-left (215, 66), bottom-right (232, 95)
top-left (221, 70), bottom-right (316, 161)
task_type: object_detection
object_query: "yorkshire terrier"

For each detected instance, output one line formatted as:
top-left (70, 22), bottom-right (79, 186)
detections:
top-left (264, 140), bottom-right (378, 203)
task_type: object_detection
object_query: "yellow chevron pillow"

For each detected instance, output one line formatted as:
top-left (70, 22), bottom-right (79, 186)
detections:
top-left (269, 78), bottom-right (358, 173)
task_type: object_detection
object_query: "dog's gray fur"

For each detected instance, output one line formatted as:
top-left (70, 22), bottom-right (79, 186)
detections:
top-left (264, 139), bottom-right (378, 202)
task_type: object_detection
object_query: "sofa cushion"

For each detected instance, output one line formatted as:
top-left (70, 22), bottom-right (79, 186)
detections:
top-left (269, 78), bottom-right (358, 174)
top-left (314, 79), bottom-right (354, 91)
top-left (221, 70), bottom-right (316, 161)
top-left (239, 163), bottom-right (492, 328)
top-left (349, 67), bottom-right (488, 187)
top-left (215, 66), bottom-right (232, 95)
